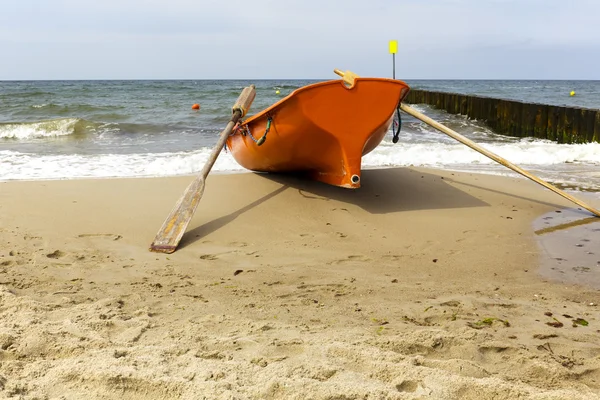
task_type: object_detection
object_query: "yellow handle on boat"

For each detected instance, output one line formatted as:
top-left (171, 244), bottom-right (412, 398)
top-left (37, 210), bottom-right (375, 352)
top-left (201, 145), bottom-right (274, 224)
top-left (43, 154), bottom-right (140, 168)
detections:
top-left (333, 69), bottom-right (359, 88)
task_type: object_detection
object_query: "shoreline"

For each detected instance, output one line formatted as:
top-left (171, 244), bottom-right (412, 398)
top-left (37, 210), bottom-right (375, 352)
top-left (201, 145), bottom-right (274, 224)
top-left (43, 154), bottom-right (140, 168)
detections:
top-left (1, 166), bottom-right (599, 399)
top-left (3, 164), bottom-right (600, 195)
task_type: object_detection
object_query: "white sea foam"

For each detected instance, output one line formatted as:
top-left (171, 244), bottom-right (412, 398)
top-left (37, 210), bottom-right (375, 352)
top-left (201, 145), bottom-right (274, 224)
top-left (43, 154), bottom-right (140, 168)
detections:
top-left (364, 139), bottom-right (600, 167)
top-left (0, 149), bottom-right (244, 181)
top-left (2, 138), bottom-right (599, 190)
top-left (0, 118), bottom-right (79, 139)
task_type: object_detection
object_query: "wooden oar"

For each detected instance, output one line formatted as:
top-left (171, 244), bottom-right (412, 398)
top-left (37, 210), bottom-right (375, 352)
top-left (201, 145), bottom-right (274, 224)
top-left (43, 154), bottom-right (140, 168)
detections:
top-left (150, 85), bottom-right (257, 253)
top-left (399, 103), bottom-right (600, 217)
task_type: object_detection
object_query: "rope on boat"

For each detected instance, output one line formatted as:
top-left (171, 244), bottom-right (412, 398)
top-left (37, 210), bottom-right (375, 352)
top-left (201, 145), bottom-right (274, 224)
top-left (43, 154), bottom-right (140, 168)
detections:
top-left (247, 115), bottom-right (272, 146)
top-left (226, 112), bottom-right (272, 151)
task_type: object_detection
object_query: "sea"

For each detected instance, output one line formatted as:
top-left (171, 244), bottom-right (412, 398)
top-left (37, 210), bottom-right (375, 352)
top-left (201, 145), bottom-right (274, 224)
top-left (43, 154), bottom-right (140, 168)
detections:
top-left (1, 79), bottom-right (600, 196)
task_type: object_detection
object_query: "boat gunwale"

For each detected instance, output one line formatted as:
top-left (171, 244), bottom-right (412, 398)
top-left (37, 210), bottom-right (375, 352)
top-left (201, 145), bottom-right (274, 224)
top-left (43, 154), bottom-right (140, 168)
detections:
top-left (241, 77), bottom-right (410, 125)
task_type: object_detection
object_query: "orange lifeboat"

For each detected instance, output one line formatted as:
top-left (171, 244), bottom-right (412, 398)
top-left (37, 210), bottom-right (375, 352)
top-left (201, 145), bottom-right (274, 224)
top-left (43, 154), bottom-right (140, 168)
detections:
top-left (226, 70), bottom-right (411, 188)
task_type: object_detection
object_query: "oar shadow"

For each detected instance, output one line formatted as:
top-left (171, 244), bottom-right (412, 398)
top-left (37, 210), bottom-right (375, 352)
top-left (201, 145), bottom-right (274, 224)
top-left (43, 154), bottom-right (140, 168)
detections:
top-left (443, 177), bottom-right (595, 215)
top-left (254, 167), bottom-right (488, 214)
top-left (178, 185), bottom-right (288, 249)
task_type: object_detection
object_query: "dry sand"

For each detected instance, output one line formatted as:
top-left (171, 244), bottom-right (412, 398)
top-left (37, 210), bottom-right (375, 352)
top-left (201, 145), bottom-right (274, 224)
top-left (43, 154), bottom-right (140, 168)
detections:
top-left (1, 167), bottom-right (599, 399)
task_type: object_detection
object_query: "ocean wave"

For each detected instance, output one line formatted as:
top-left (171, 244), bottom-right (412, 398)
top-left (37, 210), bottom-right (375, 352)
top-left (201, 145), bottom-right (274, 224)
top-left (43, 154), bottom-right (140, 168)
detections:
top-left (0, 118), bottom-right (81, 139)
top-left (26, 103), bottom-right (126, 113)
top-left (365, 139), bottom-right (600, 167)
top-left (0, 149), bottom-right (244, 181)
top-left (271, 84), bottom-right (305, 90)
top-left (2, 139), bottom-right (600, 191)
top-left (0, 90), bottom-right (55, 98)
top-left (0, 118), bottom-right (188, 140)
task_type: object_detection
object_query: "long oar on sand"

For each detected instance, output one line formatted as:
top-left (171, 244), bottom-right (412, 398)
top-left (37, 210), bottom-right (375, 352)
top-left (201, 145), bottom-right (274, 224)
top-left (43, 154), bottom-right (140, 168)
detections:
top-left (150, 85), bottom-right (257, 254)
top-left (399, 103), bottom-right (600, 218)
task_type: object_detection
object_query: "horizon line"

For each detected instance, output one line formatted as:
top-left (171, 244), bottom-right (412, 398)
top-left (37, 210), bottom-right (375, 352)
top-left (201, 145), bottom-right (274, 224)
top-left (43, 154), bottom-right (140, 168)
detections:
top-left (2, 78), bottom-right (600, 82)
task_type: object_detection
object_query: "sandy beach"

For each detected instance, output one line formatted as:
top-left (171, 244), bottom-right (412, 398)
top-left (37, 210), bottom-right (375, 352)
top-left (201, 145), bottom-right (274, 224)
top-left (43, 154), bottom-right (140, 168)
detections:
top-left (1, 167), bottom-right (599, 399)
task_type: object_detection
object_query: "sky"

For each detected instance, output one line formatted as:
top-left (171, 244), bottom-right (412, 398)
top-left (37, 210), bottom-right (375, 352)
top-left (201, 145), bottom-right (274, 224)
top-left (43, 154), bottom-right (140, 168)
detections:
top-left (1, 0), bottom-right (599, 80)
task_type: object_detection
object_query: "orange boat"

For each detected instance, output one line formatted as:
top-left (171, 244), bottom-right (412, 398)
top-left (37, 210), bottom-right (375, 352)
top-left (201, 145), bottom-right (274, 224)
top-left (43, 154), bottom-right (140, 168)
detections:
top-left (226, 69), bottom-right (411, 188)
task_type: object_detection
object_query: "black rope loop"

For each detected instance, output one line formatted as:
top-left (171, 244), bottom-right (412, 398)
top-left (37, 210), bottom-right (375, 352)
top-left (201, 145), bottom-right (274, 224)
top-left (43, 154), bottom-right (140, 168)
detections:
top-left (392, 106), bottom-right (402, 144)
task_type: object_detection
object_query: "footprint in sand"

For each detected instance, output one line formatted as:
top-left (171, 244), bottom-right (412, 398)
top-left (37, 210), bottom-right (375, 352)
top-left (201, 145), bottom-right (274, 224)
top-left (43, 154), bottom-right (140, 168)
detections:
top-left (20, 234), bottom-right (45, 248)
top-left (396, 380), bottom-right (425, 393)
top-left (46, 250), bottom-right (65, 259)
top-left (329, 255), bottom-right (370, 265)
top-left (477, 345), bottom-right (516, 360)
top-left (299, 190), bottom-right (329, 201)
top-left (199, 254), bottom-right (219, 261)
top-left (77, 233), bottom-right (122, 241)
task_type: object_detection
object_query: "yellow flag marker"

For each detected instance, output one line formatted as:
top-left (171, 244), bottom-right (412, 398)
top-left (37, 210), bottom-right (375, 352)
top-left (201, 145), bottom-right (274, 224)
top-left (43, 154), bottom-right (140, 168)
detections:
top-left (389, 40), bottom-right (398, 79)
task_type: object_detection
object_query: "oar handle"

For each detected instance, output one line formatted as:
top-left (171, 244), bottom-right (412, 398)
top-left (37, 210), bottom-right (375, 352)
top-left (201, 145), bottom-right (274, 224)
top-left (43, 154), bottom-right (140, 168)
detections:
top-left (400, 103), bottom-right (600, 217)
top-left (232, 85), bottom-right (256, 118)
top-left (199, 85), bottom-right (256, 177)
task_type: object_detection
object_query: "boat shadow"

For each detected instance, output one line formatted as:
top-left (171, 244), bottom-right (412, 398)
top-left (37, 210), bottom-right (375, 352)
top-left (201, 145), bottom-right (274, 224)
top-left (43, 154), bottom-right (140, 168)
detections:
top-left (255, 167), bottom-right (488, 214)
top-left (180, 167), bottom-right (482, 248)
top-left (178, 167), bottom-right (583, 248)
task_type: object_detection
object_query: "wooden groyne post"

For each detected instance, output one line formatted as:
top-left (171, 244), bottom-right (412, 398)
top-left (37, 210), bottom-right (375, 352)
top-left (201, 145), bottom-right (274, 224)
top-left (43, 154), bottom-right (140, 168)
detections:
top-left (404, 90), bottom-right (600, 144)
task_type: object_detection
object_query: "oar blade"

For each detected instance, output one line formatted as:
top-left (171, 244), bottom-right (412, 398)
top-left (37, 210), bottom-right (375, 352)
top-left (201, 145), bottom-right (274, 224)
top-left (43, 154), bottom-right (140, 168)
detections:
top-left (150, 178), bottom-right (206, 253)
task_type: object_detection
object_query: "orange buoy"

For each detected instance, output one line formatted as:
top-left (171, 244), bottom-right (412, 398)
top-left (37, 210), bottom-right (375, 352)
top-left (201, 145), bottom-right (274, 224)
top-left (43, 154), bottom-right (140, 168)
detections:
top-left (192, 103), bottom-right (200, 110)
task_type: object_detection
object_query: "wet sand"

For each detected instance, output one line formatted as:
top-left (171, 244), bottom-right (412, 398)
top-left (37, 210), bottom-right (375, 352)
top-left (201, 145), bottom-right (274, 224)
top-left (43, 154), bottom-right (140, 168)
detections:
top-left (1, 167), bottom-right (599, 399)
top-left (535, 209), bottom-right (600, 290)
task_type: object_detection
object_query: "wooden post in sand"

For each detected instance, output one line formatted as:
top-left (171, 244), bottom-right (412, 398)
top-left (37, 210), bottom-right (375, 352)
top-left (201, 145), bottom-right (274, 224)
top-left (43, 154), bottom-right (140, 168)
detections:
top-left (399, 103), bottom-right (600, 218)
top-left (149, 85), bottom-right (257, 253)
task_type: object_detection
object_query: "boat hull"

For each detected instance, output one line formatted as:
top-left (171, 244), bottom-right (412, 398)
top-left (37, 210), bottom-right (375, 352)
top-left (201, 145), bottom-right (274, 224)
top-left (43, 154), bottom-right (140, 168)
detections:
top-left (226, 77), bottom-right (410, 188)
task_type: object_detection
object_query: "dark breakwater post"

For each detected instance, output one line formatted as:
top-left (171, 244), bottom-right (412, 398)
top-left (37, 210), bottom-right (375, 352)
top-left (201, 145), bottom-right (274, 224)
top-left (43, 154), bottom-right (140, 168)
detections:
top-left (404, 90), bottom-right (599, 144)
